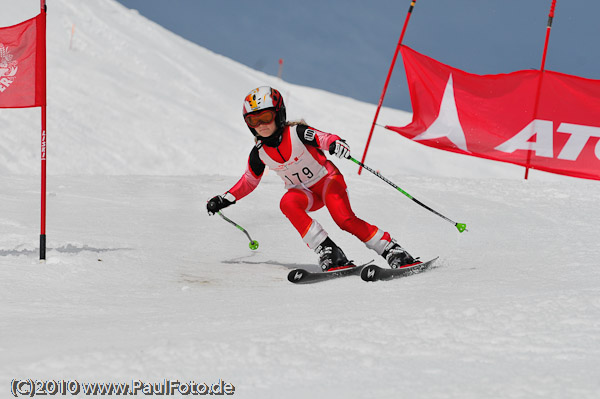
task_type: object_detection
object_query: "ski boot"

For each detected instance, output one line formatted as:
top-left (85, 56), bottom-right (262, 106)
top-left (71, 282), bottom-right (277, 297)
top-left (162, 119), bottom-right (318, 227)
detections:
top-left (382, 239), bottom-right (419, 269)
top-left (316, 237), bottom-right (353, 272)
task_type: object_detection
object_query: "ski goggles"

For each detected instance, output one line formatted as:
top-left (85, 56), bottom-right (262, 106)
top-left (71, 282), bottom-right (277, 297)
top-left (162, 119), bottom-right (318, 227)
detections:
top-left (244, 109), bottom-right (276, 128)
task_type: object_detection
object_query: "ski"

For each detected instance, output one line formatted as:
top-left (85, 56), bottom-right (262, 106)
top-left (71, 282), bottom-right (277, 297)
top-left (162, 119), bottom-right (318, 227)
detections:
top-left (361, 257), bottom-right (439, 282)
top-left (287, 261), bottom-right (373, 284)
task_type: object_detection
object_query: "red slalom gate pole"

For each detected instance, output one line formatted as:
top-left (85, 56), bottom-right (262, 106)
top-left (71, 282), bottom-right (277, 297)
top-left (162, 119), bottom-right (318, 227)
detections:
top-left (41, 106), bottom-right (46, 260)
top-left (40, 0), bottom-right (47, 261)
top-left (358, 0), bottom-right (418, 175)
top-left (278, 58), bottom-right (284, 79)
top-left (525, 0), bottom-right (557, 180)
top-left (540, 0), bottom-right (557, 72)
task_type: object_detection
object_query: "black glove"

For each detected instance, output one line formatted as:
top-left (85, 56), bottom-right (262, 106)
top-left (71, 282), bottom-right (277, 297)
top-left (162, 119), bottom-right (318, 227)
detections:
top-left (328, 139), bottom-right (351, 159)
top-left (207, 194), bottom-right (235, 215)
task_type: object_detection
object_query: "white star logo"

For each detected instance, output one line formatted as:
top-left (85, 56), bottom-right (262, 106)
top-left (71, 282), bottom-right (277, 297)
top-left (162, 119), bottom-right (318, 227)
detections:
top-left (412, 74), bottom-right (470, 152)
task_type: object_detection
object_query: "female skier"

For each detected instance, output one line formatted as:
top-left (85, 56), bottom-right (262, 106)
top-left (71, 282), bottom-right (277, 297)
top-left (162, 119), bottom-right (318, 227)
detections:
top-left (207, 86), bottom-right (418, 272)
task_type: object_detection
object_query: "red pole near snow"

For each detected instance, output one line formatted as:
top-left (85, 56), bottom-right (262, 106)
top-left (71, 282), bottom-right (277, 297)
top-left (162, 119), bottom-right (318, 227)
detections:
top-left (524, 0), bottom-right (557, 180)
top-left (40, 0), bottom-right (47, 260)
top-left (358, 0), bottom-right (417, 175)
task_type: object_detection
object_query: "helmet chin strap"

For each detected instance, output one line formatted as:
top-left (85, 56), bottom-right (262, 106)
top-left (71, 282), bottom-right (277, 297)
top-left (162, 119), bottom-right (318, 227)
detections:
top-left (256, 126), bottom-right (285, 147)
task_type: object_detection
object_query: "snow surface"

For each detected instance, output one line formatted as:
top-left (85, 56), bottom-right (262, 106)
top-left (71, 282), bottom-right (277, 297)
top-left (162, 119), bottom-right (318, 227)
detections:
top-left (1, 1), bottom-right (600, 398)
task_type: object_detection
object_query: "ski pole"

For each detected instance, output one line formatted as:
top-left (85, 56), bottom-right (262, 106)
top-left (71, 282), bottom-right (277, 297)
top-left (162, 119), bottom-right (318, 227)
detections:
top-left (348, 156), bottom-right (468, 233)
top-left (218, 211), bottom-right (260, 250)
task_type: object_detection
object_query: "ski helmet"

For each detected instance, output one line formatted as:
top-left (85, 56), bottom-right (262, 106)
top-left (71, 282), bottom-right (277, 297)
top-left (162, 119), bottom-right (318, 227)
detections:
top-left (242, 86), bottom-right (286, 136)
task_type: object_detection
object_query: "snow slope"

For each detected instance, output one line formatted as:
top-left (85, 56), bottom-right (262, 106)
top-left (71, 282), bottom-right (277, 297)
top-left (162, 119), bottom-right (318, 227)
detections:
top-left (1, 1), bottom-right (599, 398)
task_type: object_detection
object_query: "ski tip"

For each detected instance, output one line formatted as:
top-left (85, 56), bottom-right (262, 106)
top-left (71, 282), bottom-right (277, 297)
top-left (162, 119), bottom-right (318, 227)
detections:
top-left (361, 257), bottom-right (440, 282)
top-left (456, 223), bottom-right (468, 233)
top-left (361, 264), bottom-right (381, 282)
top-left (287, 269), bottom-right (308, 283)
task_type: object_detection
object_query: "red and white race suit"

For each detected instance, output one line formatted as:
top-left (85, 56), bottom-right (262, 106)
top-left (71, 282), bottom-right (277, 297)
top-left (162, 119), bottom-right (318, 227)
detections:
top-left (226, 124), bottom-right (392, 253)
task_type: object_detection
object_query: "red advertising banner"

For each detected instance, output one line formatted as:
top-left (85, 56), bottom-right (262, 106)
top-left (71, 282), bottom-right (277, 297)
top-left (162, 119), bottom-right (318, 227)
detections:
top-left (388, 46), bottom-right (600, 180)
top-left (0, 13), bottom-right (46, 108)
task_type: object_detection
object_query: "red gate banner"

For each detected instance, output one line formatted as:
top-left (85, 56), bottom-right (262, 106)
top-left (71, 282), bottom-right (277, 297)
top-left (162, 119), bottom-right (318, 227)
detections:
top-left (387, 46), bottom-right (600, 180)
top-left (0, 13), bottom-right (46, 108)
